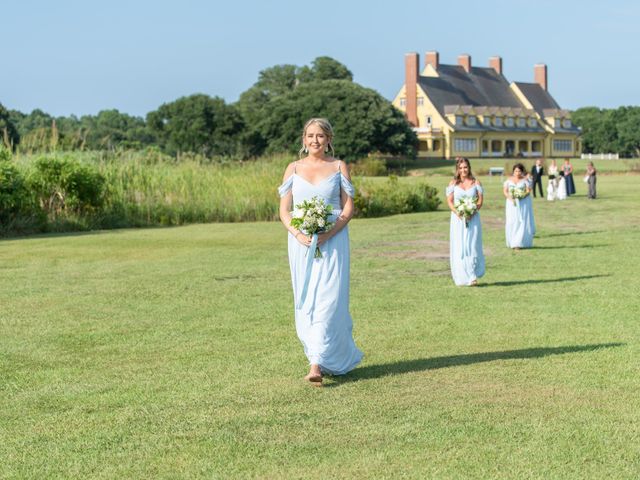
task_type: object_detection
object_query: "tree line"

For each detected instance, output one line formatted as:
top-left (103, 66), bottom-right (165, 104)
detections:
top-left (0, 57), bottom-right (417, 162)
top-left (572, 106), bottom-right (640, 157)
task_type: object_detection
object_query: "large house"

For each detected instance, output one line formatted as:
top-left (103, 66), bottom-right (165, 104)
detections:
top-left (392, 51), bottom-right (581, 159)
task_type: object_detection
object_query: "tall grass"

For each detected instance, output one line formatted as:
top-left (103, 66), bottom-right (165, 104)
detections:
top-left (5, 151), bottom-right (441, 235)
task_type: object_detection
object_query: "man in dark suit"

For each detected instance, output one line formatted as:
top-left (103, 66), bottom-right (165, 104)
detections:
top-left (531, 158), bottom-right (544, 198)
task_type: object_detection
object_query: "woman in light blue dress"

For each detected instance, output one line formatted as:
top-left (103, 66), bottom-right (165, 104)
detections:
top-left (278, 118), bottom-right (362, 385)
top-left (446, 157), bottom-right (485, 286)
top-left (504, 163), bottom-right (536, 249)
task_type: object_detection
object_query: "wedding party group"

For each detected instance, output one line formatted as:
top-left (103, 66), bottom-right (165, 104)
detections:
top-left (277, 117), bottom-right (597, 385)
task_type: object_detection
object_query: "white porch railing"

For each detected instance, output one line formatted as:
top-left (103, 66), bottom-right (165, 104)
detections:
top-left (581, 153), bottom-right (619, 160)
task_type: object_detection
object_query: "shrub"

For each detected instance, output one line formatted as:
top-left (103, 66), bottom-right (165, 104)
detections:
top-left (350, 157), bottom-right (387, 177)
top-left (28, 156), bottom-right (105, 217)
top-left (353, 175), bottom-right (441, 218)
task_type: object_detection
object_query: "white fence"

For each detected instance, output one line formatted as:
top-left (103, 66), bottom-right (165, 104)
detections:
top-left (581, 153), bottom-right (619, 160)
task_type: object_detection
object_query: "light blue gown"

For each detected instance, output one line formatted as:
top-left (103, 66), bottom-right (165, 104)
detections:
top-left (278, 167), bottom-right (363, 375)
top-left (447, 183), bottom-right (486, 286)
top-left (504, 178), bottom-right (536, 248)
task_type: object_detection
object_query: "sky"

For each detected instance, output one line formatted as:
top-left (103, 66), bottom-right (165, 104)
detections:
top-left (2, 0), bottom-right (639, 118)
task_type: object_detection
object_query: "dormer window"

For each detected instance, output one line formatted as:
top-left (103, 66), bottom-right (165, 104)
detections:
top-left (562, 119), bottom-right (572, 128)
top-left (455, 116), bottom-right (463, 126)
top-left (554, 119), bottom-right (561, 128)
top-left (505, 117), bottom-right (514, 127)
top-left (518, 118), bottom-right (526, 127)
top-left (494, 117), bottom-right (503, 127)
top-left (466, 116), bottom-right (476, 126)
top-left (483, 117), bottom-right (491, 126)
top-left (528, 118), bottom-right (537, 127)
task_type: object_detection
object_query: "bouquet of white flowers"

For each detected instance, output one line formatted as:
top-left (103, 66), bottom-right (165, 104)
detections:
top-left (509, 185), bottom-right (528, 205)
top-left (291, 196), bottom-right (335, 258)
top-left (454, 196), bottom-right (478, 227)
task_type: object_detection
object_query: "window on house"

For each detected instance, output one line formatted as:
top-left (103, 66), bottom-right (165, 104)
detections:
top-left (562, 119), bottom-right (572, 128)
top-left (426, 116), bottom-right (432, 125)
top-left (433, 140), bottom-right (441, 151)
top-left (518, 118), bottom-right (526, 127)
top-left (400, 98), bottom-right (406, 107)
top-left (454, 138), bottom-right (477, 152)
top-left (466, 116), bottom-right (477, 126)
top-left (417, 97), bottom-right (424, 106)
top-left (554, 119), bottom-right (561, 128)
top-left (553, 139), bottom-right (573, 152)
top-left (455, 116), bottom-right (463, 126)
top-left (505, 117), bottom-right (514, 127)
top-left (494, 117), bottom-right (503, 127)
top-left (528, 118), bottom-right (537, 127)
top-left (483, 117), bottom-right (491, 126)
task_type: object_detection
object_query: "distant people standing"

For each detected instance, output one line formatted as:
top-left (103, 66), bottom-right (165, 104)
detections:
top-left (586, 162), bottom-right (597, 199)
top-left (530, 158), bottom-right (545, 198)
top-left (563, 158), bottom-right (576, 196)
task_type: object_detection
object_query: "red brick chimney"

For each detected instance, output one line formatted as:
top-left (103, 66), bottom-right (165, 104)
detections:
top-left (458, 54), bottom-right (471, 73)
top-left (425, 51), bottom-right (439, 70)
top-left (489, 56), bottom-right (502, 75)
top-left (405, 52), bottom-right (419, 126)
top-left (534, 63), bottom-right (547, 91)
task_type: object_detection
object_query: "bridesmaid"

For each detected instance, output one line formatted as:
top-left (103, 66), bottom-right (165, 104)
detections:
top-left (446, 157), bottom-right (485, 286)
top-left (504, 163), bottom-right (536, 249)
top-left (278, 118), bottom-right (363, 385)
top-left (563, 158), bottom-right (576, 196)
top-left (586, 161), bottom-right (597, 199)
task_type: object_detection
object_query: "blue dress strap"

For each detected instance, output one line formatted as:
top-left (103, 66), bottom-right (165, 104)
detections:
top-left (278, 175), bottom-right (293, 198)
top-left (340, 174), bottom-right (355, 198)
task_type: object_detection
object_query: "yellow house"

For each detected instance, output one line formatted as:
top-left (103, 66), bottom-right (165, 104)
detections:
top-left (393, 51), bottom-right (582, 159)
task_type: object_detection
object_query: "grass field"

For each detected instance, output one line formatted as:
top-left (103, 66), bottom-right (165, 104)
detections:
top-left (1, 174), bottom-right (639, 478)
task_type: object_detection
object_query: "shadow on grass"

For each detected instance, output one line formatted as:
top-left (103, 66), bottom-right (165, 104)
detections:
top-left (532, 244), bottom-right (610, 250)
top-left (330, 343), bottom-right (624, 386)
top-left (478, 274), bottom-right (610, 287)
top-left (537, 230), bottom-right (605, 239)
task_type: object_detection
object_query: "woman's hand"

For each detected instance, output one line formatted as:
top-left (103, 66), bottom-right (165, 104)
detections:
top-left (316, 231), bottom-right (331, 246)
top-left (295, 231), bottom-right (312, 246)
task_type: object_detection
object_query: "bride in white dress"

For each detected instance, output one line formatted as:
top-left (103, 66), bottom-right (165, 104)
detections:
top-left (547, 159), bottom-right (567, 201)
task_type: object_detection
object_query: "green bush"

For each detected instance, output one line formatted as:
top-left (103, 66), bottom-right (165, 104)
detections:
top-left (28, 156), bottom-right (105, 217)
top-left (353, 175), bottom-right (441, 218)
top-left (0, 160), bottom-right (43, 233)
top-left (351, 157), bottom-right (387, 176)
top-left (0, 144), bottom-right (12, 162)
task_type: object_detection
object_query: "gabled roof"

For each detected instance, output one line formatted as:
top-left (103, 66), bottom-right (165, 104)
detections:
top-left (513, 82), bottom-right (560, 113)
top-left (418, 65), bottom-right (522, 116)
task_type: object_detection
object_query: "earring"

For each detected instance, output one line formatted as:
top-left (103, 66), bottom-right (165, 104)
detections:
top-left (304, 146), bottom-right (308, 153)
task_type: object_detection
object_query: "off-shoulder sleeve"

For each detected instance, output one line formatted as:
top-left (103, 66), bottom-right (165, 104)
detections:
top-left (503, 180), bottom-right (510, 188)
top-left (445, 185), bottom-right (454, 196)
top-left (278, 175), bottom-right (293, 197)
top-left (475, 184), bottom-right (484, 194)
top-left (340, 174), bottom-right (355, 198)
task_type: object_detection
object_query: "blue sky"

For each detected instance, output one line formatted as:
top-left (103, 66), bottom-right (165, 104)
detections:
top-left (2, 0), bottom-right (638, 117)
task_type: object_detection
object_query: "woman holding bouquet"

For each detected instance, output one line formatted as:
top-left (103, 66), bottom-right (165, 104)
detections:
top-left (504, 163), bottom-right (536, 249)
top-left (446, 157), bottom-right (485, 286)
top-left (278, 118), bottom-right (362, 385)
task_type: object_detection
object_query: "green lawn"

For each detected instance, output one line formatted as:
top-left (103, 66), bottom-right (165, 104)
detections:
top-left (1, 175), bottom-right (639, 479)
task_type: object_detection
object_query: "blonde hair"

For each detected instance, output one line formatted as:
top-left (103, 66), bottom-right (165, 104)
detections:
top-left (299, 118), bottom-right (335, 158)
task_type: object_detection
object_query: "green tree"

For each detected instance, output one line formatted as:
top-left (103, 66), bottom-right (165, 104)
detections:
top-left (297, 56), bottom-right (353, 83)
top-left (147, 94), bottom-right (245, 157)
top-left (256, 80), bottom-right (416, 161)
